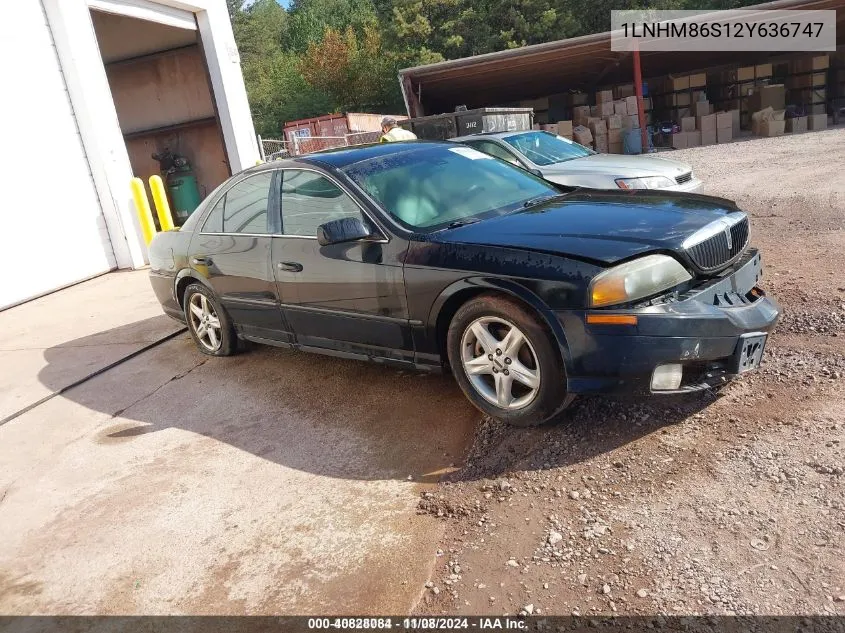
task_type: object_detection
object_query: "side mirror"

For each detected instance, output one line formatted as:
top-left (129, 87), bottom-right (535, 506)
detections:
top-left (317, 217), bottom-right (375, 246)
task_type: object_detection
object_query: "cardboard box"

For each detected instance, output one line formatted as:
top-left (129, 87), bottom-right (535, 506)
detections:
top-left (693, 90), bottom-right (707, 103)
top-left (606, 114), bottom-right (622, 130)
top-left (590, 105), bottom-right (599, 117)
top-left (700, 129), bottom-right (717, 145)
top-left (572, 125), bottom-right (593, 145)
top-left (667, 75), bottom-right (690, 91)
top-left (692, 101), bottom-right (712, 117)
top-left (717, 126), bottom-right (732, 143)
top-left (594, 137), bottom-right (609, 153)
top-left (785, 116), bottom-right (807, 133)
top-left (615, 83), bottom-right (634, 98)
top-left (624, 96), bottom-right (638, 113)
top-left (753, 108), bottom-right (786, 136)
top-left (672, 92), bottom-right (692, 107)
top-left (737, 66), bottom-right (755, 81)
top-left (748, 84), bottom-right (786, 112)
top-left (755, 63), bottom-right (772, 78)
top-left (808, 113), bottom-right (827, 130)
top-left (614, 101), bottom-right (628, 116)
top-left (689, 73), bottom-right (707, 88)
top-left (681, 116), bottom-right (697, 132)
top-left (596, 89), bottom-right (614, 103)
top-left (609, 128), bottom-right (623, 144)
top-left (716, 111), bottom-right (732, 129)
top-left (686, 130), bottom-right (701, 147)
top-left (671, 132), bottom-right (687, 149)
top-left (609, 142), bottom-right (624, 154)
top-left (541, 124), bottom-right (558, 134)
top-left (600, 101), bottom-right (615, 117)
top-left (697, 113), bottom-right (716, 133)
top-left (729, 109), bottom-right (741, 137)
top-left (573, 106), bottom-right (591, 125)
top-left (628, 114), bottom-right (640, 129)
top-left (589, 119), bottom-right (608, 137)
top-left (557, 120), bottom-right (573, 138)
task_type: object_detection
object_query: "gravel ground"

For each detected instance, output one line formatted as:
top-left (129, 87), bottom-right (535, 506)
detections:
top-left (415, 128), bottom-right (845, 617)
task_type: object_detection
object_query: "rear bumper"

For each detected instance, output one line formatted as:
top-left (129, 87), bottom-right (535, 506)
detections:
top-left (559, 249), bottom-right (780, 395)
top-left (149, 271), bottom-right (185, 322)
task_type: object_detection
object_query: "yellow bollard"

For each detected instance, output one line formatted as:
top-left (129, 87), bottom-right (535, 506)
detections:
top-left (131, 177), bottom-right (156, 245)
top-left (149, 175), bottom-right (175, 232)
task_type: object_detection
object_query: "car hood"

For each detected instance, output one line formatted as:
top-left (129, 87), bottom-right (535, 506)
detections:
top-left (429, 190), bottom-right (742, 265)
top-left (542, 153), bottom-right (692, 179)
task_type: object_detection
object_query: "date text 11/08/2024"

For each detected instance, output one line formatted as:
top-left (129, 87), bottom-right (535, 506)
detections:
top-left (307, 617), bottom-right (527, 629)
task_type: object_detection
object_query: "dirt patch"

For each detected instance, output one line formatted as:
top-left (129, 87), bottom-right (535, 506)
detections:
top-left (415, 129), bottom-right (845, 617)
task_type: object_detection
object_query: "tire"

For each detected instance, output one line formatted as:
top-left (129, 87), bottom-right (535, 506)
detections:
top-left (447, 294), bottom-right (574, 427)
top-left (183, 283), bottom-right (237, 357)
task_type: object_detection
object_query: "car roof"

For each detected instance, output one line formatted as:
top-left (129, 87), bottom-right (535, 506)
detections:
top-left (451, 130), bottom-right (542, 142)
top-left (303, 140), bottom-right (456, 168)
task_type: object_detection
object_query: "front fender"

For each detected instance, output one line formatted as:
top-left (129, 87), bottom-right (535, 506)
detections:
top-left (427, 276), bottom-right (575, 379)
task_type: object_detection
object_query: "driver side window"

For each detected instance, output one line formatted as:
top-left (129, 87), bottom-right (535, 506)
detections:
top-left (280, 170), bottom-right (365, 237)
top-left (467, 141), bottom-right (521, 166)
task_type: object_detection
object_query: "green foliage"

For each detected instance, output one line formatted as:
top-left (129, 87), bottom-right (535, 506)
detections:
top-left (230, 0), bottom-right (768, 135)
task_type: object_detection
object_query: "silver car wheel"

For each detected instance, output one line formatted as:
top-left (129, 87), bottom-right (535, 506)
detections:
top-left (188, 292), bottom-right (222, 352)
top-left (460, 316), bottom-right (541, 410)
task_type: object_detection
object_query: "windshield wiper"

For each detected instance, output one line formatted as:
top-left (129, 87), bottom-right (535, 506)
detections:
top-left (442, 218), bottom-right (481, 230)
top-left (522, 193), bottom-right (569, 209)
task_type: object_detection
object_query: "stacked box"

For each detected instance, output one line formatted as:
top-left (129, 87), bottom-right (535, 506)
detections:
top-left (748, 85), bottom-right (786, 112)
top-left (697, 113), bottom-right (717, 145)
top-left (615, 83), bottom-right (635, 99)
top-left (785, 116), bottom-right (807, 133)
top-left (716, 111), bottom-right (732, 143)
top-left (686, 130), bottom-right (701, 147)
top-left (613, 101), bottom-right (628, 116)
top-left (606, 114), bottom-right (622, 130)
top-left (596, 89), bottom-right (614, 103)
top-left (752, 108), bottom-right (786, 136)
top-left (692, 100), bottom-right (712, 117)
top-left (681, 116), bottom-right (696, 132)
top-left (573, 106), bottom-right (591, 126)
top-left (755, 64), bottom-right (772, 79)
top-left (557, 120), bottom-right (573, 139)
top-left (689, 73), bottom-right (707, 88)
top-left (572, 125), bottom-right (593, 146)
top-left (808, 113), bottom-right (827, 130)
top-left (599, 101), bottom-right (615, 117)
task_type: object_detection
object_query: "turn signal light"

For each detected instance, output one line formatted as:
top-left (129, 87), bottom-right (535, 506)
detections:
top-left (586, 314), bottom-right (638, 326)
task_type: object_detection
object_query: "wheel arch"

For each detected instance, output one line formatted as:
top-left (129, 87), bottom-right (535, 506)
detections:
top-left (174, 268), bottom-right (213, 309)
top-left (429, 277), bottom-right (574, 376)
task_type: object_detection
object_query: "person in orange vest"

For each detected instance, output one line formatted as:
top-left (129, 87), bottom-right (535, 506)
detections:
top-left (380, 116), bottom-right (417, 142)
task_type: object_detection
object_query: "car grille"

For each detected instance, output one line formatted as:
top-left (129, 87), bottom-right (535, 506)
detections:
top-left (675, 171), bottom-right (693, 185)
top-left (686, 217), bottom-right (750, 272)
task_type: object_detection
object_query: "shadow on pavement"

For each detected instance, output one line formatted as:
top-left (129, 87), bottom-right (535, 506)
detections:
top-left (37, 316), bottom-right (715, 484)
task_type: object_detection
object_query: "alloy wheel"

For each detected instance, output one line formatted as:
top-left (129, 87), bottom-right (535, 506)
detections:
top-left (188, 292), bottom-right (222, 352)
top-left (460, 316), bottom-right (541, 410)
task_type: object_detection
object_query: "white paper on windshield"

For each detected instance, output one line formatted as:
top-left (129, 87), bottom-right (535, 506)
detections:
top-left (556, 135), bottom-right (575, 144)
top-left (448, 146), bottom-right (493, 160)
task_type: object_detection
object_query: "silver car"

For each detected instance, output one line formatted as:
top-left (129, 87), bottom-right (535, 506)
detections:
top-left (453, 130), bottom-right (701, 192)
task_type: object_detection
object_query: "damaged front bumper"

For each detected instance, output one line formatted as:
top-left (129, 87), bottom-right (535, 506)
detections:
top-left (559, 249), bottom-right (781, 395)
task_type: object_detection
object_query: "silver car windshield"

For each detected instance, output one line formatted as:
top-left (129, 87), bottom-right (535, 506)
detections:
top-left (502, 131), bottom-right (593, 167)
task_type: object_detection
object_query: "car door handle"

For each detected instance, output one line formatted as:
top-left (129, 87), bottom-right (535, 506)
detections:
top-left (277, 261), bottom-right (303, 272)
top-left (192, 256), bottom-right (211, 265)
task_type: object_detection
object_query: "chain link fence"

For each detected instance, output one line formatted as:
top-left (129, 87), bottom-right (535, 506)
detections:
top-left (258, 131), bottom-right (384, 162)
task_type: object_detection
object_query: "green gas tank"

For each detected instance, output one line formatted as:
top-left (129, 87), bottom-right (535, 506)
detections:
top-left (166, 170), bottom-right (201, 223)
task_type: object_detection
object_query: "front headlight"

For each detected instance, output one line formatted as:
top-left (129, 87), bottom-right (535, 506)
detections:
top-left (615, 176), bottom-right (675, 190)
top-left (589, 254), bottom-right (692, 307)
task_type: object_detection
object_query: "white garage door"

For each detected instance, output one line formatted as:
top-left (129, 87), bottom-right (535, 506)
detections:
top-left (0, 2), bottom-right (117, 310)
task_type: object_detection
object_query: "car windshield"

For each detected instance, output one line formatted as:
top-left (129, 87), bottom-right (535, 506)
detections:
top-left (343, 144), bottom-right (559, 230)
top-left (502, 131), bottom-right (593, 166)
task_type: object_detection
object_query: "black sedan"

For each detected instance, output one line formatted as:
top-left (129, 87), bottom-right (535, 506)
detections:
top-left (148, 141), bottom-right (780, 427)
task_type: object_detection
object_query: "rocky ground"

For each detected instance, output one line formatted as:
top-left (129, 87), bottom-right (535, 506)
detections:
top-left (415, 128), bottom-right (845, 617)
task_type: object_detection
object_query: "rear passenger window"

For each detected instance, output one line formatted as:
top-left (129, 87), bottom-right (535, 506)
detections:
top-left (223, 172), bottom-right (274, 234)
top-left (202, 196), bottom-right (224, 233)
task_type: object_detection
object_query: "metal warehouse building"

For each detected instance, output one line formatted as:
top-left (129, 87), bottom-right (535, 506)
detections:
top-left (398, 0), bottom-right (845, 120)
top-left (1, 0), bottom-right (259, 310)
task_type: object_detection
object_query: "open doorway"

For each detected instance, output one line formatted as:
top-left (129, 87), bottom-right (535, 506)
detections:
top-left (90, 9), bottom-right (230, 225)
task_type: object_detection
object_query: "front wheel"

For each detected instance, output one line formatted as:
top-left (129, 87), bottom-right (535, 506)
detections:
top-left (447, 294), bottom-right (574, 427)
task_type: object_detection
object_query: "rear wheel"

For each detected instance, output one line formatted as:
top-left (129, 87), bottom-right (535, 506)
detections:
top-left (183, 283), bottom-right (237, 356)
top-left (447, 294), bottom-right (573, 426)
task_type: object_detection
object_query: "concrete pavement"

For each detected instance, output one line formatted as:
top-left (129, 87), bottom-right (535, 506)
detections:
top-left (0, 272), bottom-right (478, 614)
